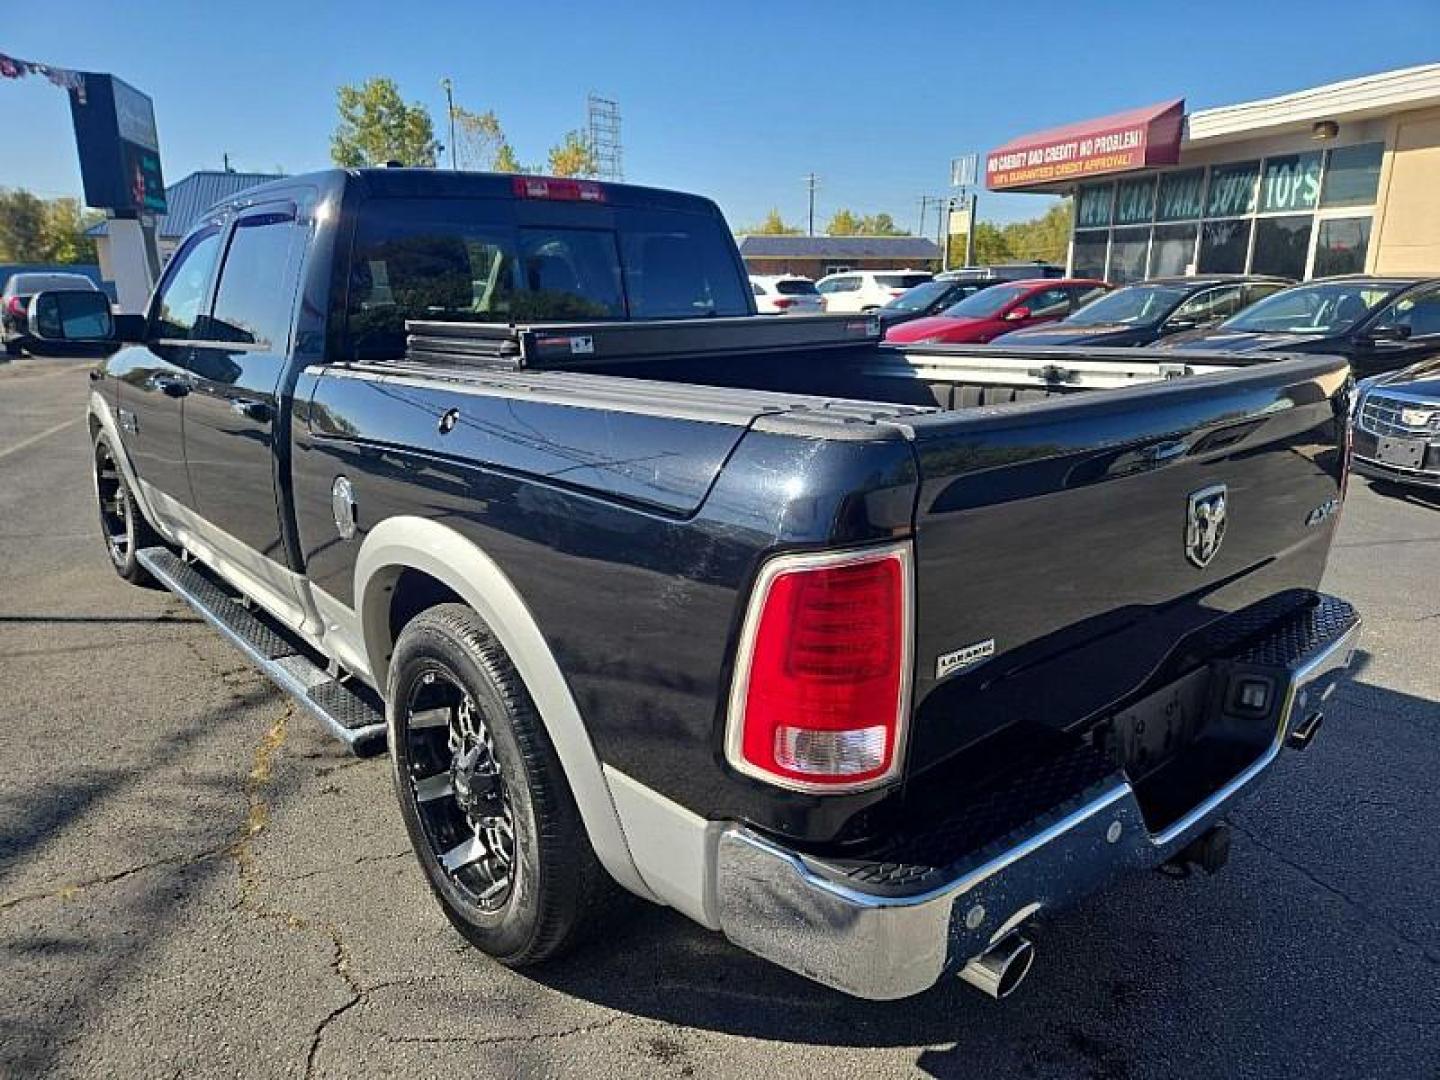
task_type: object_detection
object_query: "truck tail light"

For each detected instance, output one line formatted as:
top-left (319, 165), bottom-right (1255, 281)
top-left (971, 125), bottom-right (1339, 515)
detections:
top-left (511, 176), bottom-right (606, 202)
top-left (726, 544), bottom-right (912, 791)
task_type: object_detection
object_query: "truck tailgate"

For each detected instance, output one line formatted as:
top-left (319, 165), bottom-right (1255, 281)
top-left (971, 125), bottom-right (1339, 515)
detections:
top-left (900, 355), bottom-right (1350, 774)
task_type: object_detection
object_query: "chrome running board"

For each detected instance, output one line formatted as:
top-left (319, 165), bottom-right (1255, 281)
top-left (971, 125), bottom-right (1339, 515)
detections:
top-left (136, 547), bottom-right (387, 754)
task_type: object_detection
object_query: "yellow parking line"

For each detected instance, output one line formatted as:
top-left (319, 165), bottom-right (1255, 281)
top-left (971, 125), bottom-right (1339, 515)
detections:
top-left (0, 419), bottom-right (81, 462)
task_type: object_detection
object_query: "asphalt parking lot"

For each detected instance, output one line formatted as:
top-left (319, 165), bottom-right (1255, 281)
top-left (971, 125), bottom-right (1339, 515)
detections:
top-left (1, 355), bottom-right (1437, 1079)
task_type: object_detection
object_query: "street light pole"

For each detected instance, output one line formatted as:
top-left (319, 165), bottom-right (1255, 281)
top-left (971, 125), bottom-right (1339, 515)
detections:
top-left (440, 77), bottom-right (457, 171)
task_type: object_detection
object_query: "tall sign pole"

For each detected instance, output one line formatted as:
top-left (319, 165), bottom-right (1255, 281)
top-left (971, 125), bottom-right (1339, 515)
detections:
top-left (804, 172), bottom-right (819, 237)
top-left (948, 153), bottom-right (979, 271)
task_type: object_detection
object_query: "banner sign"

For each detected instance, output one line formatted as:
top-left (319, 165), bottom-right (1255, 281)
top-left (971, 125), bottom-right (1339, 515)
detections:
top-left (68, 74), bottom-right (167, 215)
top-left (986, 99), bottom-right (1185, 191)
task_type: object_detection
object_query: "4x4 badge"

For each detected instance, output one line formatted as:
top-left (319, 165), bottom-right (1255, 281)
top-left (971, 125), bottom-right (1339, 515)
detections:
top-left (1186, 484), bottom-right (1228, 568)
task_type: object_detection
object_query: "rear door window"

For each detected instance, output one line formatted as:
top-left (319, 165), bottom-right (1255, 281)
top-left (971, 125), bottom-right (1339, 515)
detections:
top-left (775, 279), bottom-right (818, 295)
top-left (1027, 287), bottom-right (1072, 318)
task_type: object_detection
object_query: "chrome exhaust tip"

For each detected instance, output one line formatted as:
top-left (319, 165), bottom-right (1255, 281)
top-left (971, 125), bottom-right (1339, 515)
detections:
top-left (958, 932), bottom-right (1035, 999)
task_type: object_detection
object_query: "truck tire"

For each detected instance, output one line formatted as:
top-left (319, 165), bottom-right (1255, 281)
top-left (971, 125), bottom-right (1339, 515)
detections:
top-left (387, 603), bottom-right (616, 966)
top-left (93, 431), bottom-right (159, 586)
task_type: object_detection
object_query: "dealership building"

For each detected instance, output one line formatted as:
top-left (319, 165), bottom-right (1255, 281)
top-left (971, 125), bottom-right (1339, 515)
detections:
top-left (986, 64), bottom-right (1440, 283)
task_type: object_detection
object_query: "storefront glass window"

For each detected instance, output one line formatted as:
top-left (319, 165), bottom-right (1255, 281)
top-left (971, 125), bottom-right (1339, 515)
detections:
top-left (1072, 232), bottom-right (1109, 280)
top-left (1260, 152), bottom-right (1323, 213)
top-left (1206, 162), bottom-right (1259, 218)
top-left (1114, 177), bottom-right (1156, 226)
top-left (1076, 184), bottom-right (1114, 229)
top-left (1149, 223), bottom-right (1198, 277)
top-left (1313, 217), bottom-right (1372, 277)
top-left (1155, 169), bottom-right (1205, 221)
top-left (1198, 219), bottom-right (1251, 274)
top-left (1252, 215), bottom-right (1313, 279)
top-left (1321, 143), bottom-right (1384, 207)
top-left (1107, 227), bottom-right (1150, 284)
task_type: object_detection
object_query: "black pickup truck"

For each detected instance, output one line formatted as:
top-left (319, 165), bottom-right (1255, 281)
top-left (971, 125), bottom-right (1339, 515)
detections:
top-left (43, 168), bottom-right (1360, 1001)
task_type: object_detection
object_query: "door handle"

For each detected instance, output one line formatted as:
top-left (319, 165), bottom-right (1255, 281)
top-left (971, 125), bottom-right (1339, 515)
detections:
top-left (230, 398), bottom-right (272, 423)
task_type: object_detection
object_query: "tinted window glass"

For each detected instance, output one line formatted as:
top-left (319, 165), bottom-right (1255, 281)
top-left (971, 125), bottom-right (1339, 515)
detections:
top-left (1251, 215), bottom-right (1312, 280)
top-left (8, 273), bottom-right (95, 295)
top-left (1223, 282), bottom-right (1393, 333)
top-left (1197, 219), bottom-right (1251, 274)
top-left (1076, 184), bottom-right (1113, 229)
top-left (1155, 169), bottom-right (1205, 221)
top-left (1072, 232), bottom-right (1108, 280)
top-left (1149, 223), bottom-right (1198, 277)
top-left (1172, 285), bottom-right (1244, 324)
top-left (1321, 143), bottom-right (1383, 208)
top-left (1027, 288), bottom-right (1071, 318)
top-left (751, 282), bottom-right (765, 296)
top-left (1206, 162), bottom-right (1259, 217)
top-left (1107, 227), bottom-right (1150, 284)
top-left (152, 228), bottom-right (223, 339)
top-left (207, 211), bottom-right (298, 347)
top-left (876, 273), bottom-right (931, 289)
top-left (619, 213), bottom-right (748, 319)
top-left (1374, 285), bottom-right (1440, 338)
top-left (1259, 152), bottom-right (1322, 213)
top-left (1114, 177), bottom-right (1156, 226)
top-left (885, 280), bottom-right (960, 312)
top-left (1313, 217), bottom-right (1372, 277)
top-left (775, 279), bottom-right (818, 295)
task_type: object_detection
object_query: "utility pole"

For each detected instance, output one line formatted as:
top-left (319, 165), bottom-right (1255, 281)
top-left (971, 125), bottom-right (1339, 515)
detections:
top-left (440, 77), bottom-right (457, 171)
top-left (804, 173), bottom-right (819, 236)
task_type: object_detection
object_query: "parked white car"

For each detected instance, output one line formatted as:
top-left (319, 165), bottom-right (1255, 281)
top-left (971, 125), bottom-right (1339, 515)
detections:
top-left (815, 269), bottom-right (933, 313)
top-left (749, 275), bottom-right (825, 315)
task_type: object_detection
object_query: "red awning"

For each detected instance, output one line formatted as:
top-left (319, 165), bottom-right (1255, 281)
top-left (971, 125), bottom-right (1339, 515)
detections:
top-left (985, 99), bottom-right (1185, 191)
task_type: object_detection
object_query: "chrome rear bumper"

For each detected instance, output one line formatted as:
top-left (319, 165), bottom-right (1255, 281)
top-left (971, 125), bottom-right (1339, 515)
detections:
top-left (714, 600), bottom-right (1361, 1000)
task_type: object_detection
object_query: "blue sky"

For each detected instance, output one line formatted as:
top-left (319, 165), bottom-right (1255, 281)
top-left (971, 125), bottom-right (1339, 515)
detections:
top-left (4, 2), bottom-right (1437, 231)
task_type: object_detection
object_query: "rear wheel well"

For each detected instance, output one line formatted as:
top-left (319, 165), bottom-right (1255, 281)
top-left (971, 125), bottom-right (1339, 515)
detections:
top-left (388, 568), bottom-right (465, 647)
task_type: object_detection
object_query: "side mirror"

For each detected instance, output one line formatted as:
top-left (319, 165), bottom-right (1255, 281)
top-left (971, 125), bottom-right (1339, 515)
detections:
top-left (1365, 323), bottom-right (1412, 343)
top-left (27, 290), bottom-right (115, 343)
top-left (1004, 306), bottom-right (1032, 322)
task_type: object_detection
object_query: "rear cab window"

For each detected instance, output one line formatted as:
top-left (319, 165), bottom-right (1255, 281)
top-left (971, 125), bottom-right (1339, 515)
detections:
top-left (343, 196), bottom-right (748, 359)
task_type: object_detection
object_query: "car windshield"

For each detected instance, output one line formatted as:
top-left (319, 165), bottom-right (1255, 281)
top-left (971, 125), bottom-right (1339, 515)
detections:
top-left (943, 283), bottom-right (1029, 318)
top-left (1221, 281), bottom-right (1397, 334)
top-left (1066, 284), bottom-right (1188, 326)
top-left (884, 280), bottom-right (957, 312)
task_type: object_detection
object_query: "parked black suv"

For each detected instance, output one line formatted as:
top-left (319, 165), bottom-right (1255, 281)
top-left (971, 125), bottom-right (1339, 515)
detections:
top-left (991, 275), bottom-right (1291, 347)
top-left (1160, 275), bottom-right (1440, 376)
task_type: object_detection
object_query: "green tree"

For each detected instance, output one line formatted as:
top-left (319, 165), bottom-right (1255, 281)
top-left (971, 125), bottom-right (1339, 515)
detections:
top-left (826, 209), bottom-right (862, 235)
top-left (451, 106), bottom-right (505, 171)
top-left (331, 77), bottom-right (439, 167)
top-left (0, 189), bottom-right (47, 262)
top-left (745, 208), bottom-right (802, 235)
top-left (859, 212), bottom-right (907, 235)
top-left (0, 190), bottom-right (99, 264)
top-left (492, 142), bottom-right (525, 173)
top-left (546, 130), bottom-right (598, 177)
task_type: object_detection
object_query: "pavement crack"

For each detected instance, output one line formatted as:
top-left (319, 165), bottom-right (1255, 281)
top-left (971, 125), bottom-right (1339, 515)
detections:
top-left (1231, 821), bottom-right (1439, 966)
top-left (384, 1015), bottom-right (625, 1048)
top-left (0, 844), bottom-right (229, 913)
top-left (278, 850), bottom-right (413, 885)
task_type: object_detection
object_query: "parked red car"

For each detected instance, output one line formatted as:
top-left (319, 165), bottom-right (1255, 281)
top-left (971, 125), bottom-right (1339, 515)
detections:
top-left (884, 278), bottom-right (1110, 345)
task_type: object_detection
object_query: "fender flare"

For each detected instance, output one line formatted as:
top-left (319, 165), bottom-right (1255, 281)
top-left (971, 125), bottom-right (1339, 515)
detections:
top-left (353, 516), bottom-right (654, 902)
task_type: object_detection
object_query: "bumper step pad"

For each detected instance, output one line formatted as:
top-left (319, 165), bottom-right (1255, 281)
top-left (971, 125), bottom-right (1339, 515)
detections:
top-left (136, 547), bottom-right (387, 755)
